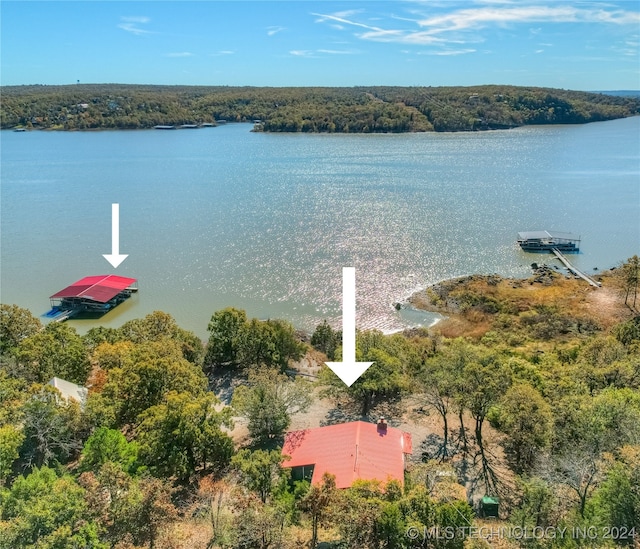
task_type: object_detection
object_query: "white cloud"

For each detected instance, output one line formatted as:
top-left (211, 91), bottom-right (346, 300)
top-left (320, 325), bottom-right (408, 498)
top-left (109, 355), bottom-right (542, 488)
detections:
top-left (290, 48), bottom-right (358, 58)
top-left (313, 4), bottom-right (640, 48)
top-left (317, 49), bottom-right (358, 55)
top-left (359, 29), bottom-right (448, 45)
top-left (426, 48), bottom-right (477, 56)
top-left (118, 16), bottom-right (153, 35)
top-left (211, 50), bottom-right (235, 56)
top-left (166, 52), bottom-right (194, 58)
top-left (312, 10), bottom-right (382, 33)
top-left (415, 5), bottom-right (640, 33)
top-left (120, 16), bottom-right (150, 24)
top-left (290, 50), bottom-right (316, 57)
top-left (267, 26), bottom-right (285, 36)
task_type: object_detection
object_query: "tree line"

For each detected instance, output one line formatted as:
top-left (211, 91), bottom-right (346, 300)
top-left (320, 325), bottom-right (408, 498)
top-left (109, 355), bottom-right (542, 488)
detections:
top-left (1, 84), bottom-right (638, 133)
top-left (0, 256), bottom-right (638, 547)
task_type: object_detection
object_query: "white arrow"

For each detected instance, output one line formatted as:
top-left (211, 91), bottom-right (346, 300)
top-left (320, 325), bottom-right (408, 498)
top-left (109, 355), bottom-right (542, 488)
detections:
top-left (102, 203), bottom-right (128, 268)
top-left (325, 267), bottom-right (374, 387)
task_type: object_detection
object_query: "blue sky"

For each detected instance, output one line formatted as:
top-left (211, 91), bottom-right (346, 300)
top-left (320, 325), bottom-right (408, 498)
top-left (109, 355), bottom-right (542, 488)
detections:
top-left (1, 1), bottom-right (639, 90)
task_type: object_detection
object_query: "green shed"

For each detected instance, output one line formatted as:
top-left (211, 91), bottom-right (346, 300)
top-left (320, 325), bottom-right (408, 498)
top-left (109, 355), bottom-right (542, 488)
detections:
top-left (480, 495), bottom-right (499, 518)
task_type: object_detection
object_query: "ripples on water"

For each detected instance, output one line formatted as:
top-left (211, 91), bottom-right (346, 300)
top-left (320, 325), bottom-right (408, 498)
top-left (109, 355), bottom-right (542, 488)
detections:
top-left (1, 118), bottom-right (639, 337)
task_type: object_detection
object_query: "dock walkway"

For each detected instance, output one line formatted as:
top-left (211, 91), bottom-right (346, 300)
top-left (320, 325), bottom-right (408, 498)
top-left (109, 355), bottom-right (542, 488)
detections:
top-left (551, 248), bottom-right (601, 287)
top-left (50, 307), bottom-right (82, 323)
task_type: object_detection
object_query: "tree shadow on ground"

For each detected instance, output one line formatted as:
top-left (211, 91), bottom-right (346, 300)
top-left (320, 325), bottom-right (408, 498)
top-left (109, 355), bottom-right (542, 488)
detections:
top-left (320, 398), bottom-right (406, 428)
top-left (451, 437), bottom-right (516, 509)
top-left (207, 368), bottom-right (246, 405)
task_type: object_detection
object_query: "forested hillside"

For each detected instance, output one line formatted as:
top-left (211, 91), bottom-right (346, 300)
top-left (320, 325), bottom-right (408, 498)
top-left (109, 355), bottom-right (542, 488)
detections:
top-left (1, 84), bottom-right (638, 132)
top-left (0, 257), bottom-right (638, 548)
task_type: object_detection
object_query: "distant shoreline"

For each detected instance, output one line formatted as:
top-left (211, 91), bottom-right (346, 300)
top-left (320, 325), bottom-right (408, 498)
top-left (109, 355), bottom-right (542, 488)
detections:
top-left (3, 83), bottom-right (638, 133)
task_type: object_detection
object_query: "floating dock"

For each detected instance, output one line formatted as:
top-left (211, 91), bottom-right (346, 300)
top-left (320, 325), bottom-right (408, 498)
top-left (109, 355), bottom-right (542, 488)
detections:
top-left (47, 274), bottom-right (138, 322)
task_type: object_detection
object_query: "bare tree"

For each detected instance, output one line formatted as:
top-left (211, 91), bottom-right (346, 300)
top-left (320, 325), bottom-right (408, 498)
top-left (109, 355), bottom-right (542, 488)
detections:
top-left (619, 255), bottom-right (640, 310)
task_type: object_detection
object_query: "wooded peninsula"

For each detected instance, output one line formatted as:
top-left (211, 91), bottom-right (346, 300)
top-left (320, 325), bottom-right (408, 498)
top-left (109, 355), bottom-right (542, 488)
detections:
top-left (1, 84), bottom-right (639, 132)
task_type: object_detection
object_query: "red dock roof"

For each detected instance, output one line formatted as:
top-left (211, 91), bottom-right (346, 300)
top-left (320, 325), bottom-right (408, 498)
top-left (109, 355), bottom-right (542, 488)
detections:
top-left (282, 421), bottom-right (412, 489)
top-left (50, 275), bottom-right (137, 303)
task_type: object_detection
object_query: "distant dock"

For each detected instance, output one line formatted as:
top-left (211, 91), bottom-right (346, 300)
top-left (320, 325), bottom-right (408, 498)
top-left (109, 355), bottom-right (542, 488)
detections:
top-left (154, 123), bottom-right (216, 130)
top-left (517, 230), bottom-right (580, 253)
top-left (518, 230), bottom-right (600, 288)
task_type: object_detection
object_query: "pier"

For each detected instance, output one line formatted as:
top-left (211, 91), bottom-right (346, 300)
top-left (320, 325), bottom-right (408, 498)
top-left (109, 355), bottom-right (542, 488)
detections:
top-left (46, 307), bottom-right (82, 323)
top-left (551, 248), bottom-right (601, 287)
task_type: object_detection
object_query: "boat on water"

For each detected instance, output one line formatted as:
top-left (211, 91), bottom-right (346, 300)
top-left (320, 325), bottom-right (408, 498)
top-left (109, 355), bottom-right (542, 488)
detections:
top-left (517, 230), bottom-right (580, 253)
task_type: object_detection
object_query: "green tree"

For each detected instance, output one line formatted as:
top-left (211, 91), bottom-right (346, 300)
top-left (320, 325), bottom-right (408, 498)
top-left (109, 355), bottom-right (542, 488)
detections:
top-left (265, 318), bottom-right (306, 371)
top-left (586, 458), bottom-right (640, 537)
top-left (15, 322), bottom-right (90, 384)
top-left (399, 484), bottom-right (436, 529)
top-left (334, 479), bottom-right (386, 548)
top-left (510, 476), bottom-right (557, 528)
top-left (321, 330), bottom-right (412, 416)
top-left (311, 320), bottom-right (341, 360)
top-left (80, 464), bottom-right (178, 549)
top-left (232, 367), bottom-right (311, 446)
top-left (496, 384), bottom-right (552, 473)
top-left (137, 391), bottom-right (234, 480)
top-left (0, 466), bottom-right (107, 549)
top-left (0, 304), bottom-right (41, 354)
top-left (613, 316), bottom-right (640, 348)
top-left (300, 472), bottom-right (339, 548)
top-left (421, 355), bottom-right (457, 460)
top-left (350, 348), bottom-right (409, 416)
top-left (583, 387), bottom-right (640, 453)
top-left (229, 492), bottom-right (287, 549)
top-left (459, 356), bottom-right (510, 449)
top-left (119, 310), bottom-right (204, 364)
top-left (19, 385), bottom-right (84, 468)
top-left (0, 424), bottom-right (24, 485)
top-left (82, 325), bottom-right (124, 350)
top-left (618, 255), bottom-right (640, 309)
top-left (577, 335), bottom-right (628, 394)
top-left (240, 318), bottom-right (306, 371)
top-left (205, 308), bottom-right (305, 372)
top-left (100, 339), bottom-right (209, 426)
top-left (205, 307), bottom-right (248, 370)
top-left (544, 388), bottom-right (640, 518)
top-left (232, 448), bottom-right (290, 504)
top-left (376, 500), bottom-right (406, 548)
top-left (0, 370), bottom-right (27, 426)
top-left (90, 340), bottom-right (135, 371)
top-left (79, 427), bottom-right (139, 474)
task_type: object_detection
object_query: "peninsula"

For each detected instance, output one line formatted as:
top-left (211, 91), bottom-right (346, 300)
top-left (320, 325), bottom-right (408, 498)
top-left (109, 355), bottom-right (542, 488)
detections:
top-left (2, 84), bottom-right (638, 132)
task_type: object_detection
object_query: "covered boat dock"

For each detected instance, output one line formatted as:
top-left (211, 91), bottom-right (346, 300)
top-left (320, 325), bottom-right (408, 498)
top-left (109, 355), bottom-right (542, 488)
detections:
top-left (517, 230), bottom-right (580, 253)
top-left (48, 274), bottom-right (138, 321)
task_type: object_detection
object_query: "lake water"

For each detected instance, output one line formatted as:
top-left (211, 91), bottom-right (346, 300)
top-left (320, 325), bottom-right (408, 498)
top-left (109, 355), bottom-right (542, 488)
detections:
top-left (1, 118), bottom-right (639, 338)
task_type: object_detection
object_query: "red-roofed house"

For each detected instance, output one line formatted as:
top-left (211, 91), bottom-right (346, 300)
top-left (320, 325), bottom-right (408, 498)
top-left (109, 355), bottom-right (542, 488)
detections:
top-left (282, 420), bottom-right (412, 489)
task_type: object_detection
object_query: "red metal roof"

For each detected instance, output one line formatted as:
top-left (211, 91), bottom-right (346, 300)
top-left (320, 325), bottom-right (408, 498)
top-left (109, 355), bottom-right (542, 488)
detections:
top-left (282, 421), bottom-right (412, 489)
top-left (50, 275), bottom-right (137, 303)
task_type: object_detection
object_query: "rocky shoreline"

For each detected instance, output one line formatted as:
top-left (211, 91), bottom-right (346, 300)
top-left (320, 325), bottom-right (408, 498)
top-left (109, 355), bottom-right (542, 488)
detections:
top-left (407, 264), bottom-right (593, 316)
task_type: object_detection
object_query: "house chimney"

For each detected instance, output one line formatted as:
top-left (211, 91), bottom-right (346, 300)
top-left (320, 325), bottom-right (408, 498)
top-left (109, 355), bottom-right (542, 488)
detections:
top-left (377, 417), bottom-right (387, 433)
